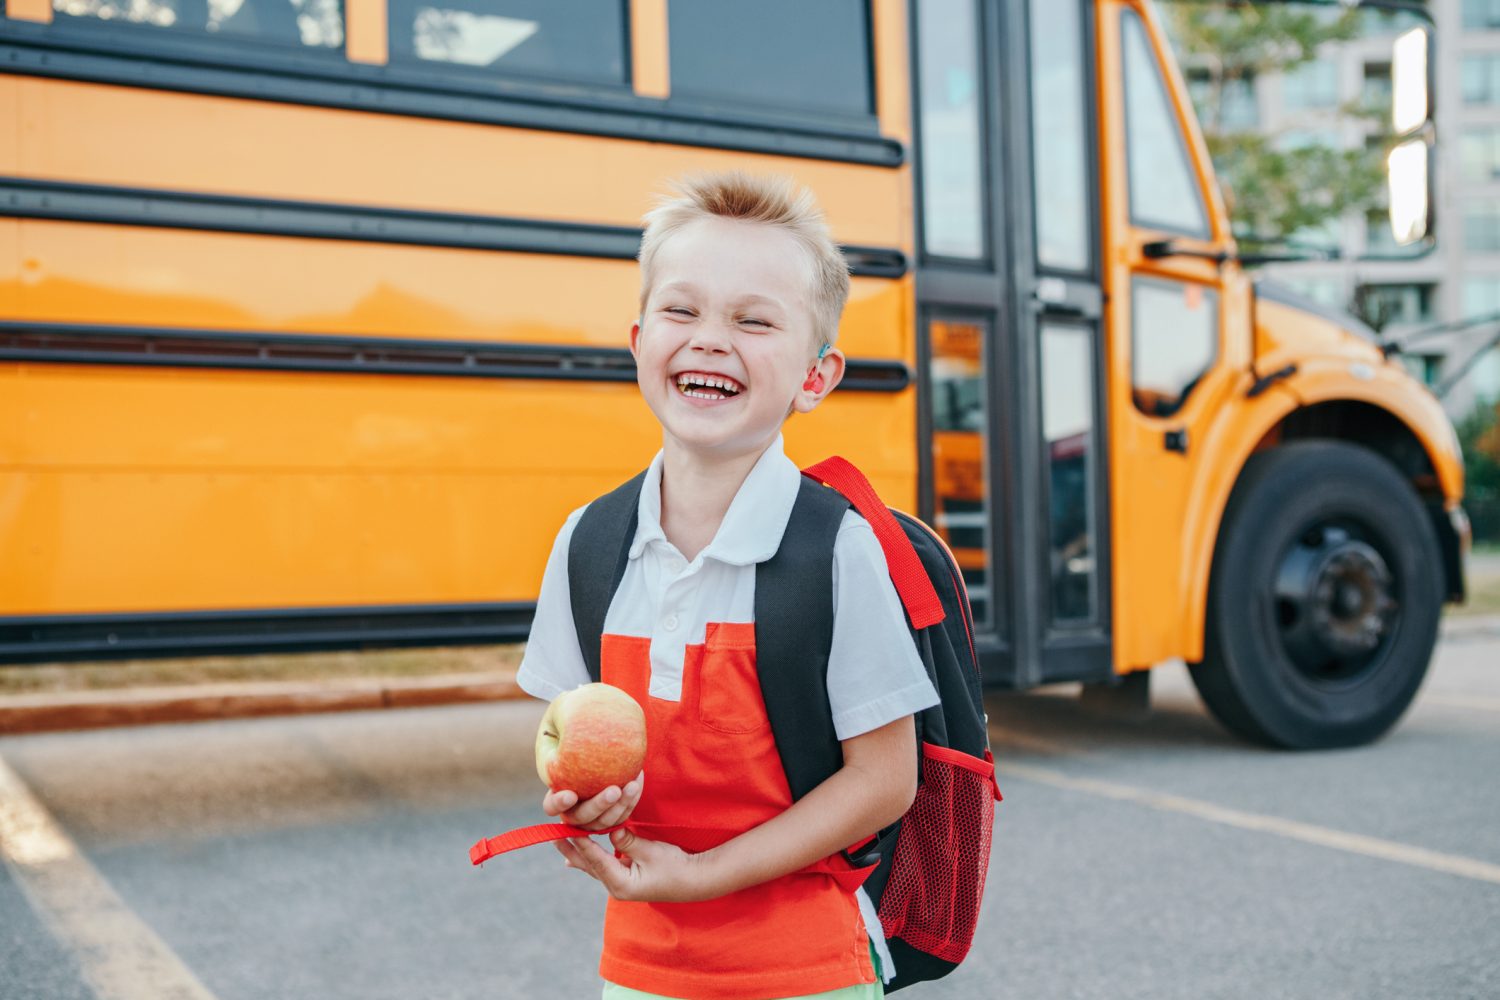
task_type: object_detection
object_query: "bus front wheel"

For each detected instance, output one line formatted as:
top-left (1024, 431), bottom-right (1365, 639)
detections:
top-left (1190, 441), bottom-right (1443, 749)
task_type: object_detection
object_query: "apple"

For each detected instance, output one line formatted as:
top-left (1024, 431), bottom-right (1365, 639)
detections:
top-left (535, 683), bottom-right (647, 800)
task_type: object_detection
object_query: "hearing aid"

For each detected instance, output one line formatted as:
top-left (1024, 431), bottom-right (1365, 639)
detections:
top-left (803, 344), bottom-right (831, 393)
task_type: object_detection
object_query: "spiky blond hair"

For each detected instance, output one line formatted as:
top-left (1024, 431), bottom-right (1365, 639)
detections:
top-left (637, 172), bottom-right (850, 349)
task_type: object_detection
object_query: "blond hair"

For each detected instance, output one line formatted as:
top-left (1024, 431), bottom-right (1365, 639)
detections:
top-left (637, 172), bottom-right (850, 349)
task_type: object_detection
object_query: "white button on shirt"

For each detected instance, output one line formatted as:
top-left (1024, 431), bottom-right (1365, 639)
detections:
top-left (517, 434), bottom-right (941, 983)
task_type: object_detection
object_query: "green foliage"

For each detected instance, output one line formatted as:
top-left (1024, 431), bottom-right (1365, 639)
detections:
top-left (1161, 1), bottom-right (1390, 250)
top-left (1206, 132), bottom-right (1386, 244)
top-left (1456, 400), bottom-right (1500, 544)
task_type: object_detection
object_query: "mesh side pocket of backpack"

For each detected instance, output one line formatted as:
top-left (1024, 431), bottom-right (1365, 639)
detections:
top-left (877, 742), bottom-right (996, 965)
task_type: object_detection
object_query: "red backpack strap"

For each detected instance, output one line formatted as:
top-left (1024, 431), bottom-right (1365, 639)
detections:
top-left (803, 457), bottom-right (946, 630)
top-left (469, 821), bottom-right (624, 866)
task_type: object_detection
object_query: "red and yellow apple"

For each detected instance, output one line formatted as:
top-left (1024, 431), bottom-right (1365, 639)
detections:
top-left (535, 683), bottom-right (647, 799)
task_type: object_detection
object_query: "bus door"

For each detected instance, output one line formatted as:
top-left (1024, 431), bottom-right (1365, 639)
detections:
top-left (1098, 1), bottom-right (1247, 674)
top-left (912, 0), bottom-right (1113, 688)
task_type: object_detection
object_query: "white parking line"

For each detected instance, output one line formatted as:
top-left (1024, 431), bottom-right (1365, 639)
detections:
top-left (1002, 761), bottom-right (1500, 886)
top-left (0, 755), bottom-right (219, 1000)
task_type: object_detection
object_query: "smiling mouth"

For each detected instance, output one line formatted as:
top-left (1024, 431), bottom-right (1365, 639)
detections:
top-left (674, 372), bottom-right (744, 400)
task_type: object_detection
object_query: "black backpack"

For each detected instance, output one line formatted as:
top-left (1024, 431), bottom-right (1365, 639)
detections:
top-left (569, 455), bottom-right (1001, 993)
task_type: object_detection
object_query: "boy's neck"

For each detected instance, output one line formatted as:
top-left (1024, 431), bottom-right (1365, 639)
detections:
top-left (658, 438), bottom-right (774, 563)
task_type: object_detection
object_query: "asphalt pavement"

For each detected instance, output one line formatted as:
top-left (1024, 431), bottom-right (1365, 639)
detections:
top-left (2, 640), bottom-right (1498, 1000)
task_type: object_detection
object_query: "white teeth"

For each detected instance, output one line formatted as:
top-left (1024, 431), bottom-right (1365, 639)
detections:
top-left (675, 373), bottom-right (742, 395)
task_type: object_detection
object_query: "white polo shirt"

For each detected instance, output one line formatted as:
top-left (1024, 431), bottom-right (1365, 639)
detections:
top-left (517, 434), bottom-right (940, 982)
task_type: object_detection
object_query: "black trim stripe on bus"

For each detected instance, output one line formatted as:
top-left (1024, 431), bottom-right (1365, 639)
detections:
top-left (0, 177), bottom-right (909, 279)
top-left (0, 322), bottom-right (915, 392)
top-left (0, 27), bottom-right (905, 168)
top-left (0, 603), bottom-right (537, 664)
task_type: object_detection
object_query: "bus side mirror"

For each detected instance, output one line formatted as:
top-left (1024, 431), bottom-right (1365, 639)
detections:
top-left (1387, 26), bottom-right (1432, 247)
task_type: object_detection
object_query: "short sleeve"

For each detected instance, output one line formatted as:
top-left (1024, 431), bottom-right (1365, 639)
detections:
top-left (827, 512), bottom-right (941, 741)
top-left (516, 507), bottom-right (592, 703)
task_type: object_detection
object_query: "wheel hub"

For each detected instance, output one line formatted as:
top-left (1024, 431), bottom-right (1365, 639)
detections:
top-left (1274, 525), bottom-right (1398, 681)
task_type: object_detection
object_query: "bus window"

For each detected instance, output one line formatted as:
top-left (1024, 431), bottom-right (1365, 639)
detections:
top-left (914, 0), bottom-right (986, 260)
top-left (52, 0), bottom-right (345, 50)
top-left (1130, 277), bottom-right (1218, 418)
top-left (928, 317), bottom-right (994, 626)
top-left (387, 0), bottom-right (627, 84)
top-left (1120, 9), bottom-right (1209, 238)
top-left (668, 0), bottom-right (873, 118)
top-left (1040, 322), bottom-right (1097, 624)
top-left (1029, 0), bottom-right (1091, 273)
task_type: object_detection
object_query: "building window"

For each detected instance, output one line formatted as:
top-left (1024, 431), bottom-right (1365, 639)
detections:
top-left (1282, 59), bottom-right (1339, 110)
top-left (1463, 56), bottom-right (1500, 107)
top-left (1363, 62), bottom-right (1391, 109)
top-left (1402, 354), bottom-right (1442, 388)
top-left (52, 0), bottom-right (345, 49)
top-left (1356, 283), bottom-right (1437, 326)
top-left (1460, 129), bottom-right (1500, 185)
top-left (1465, 276), bottom-right (1500, 317)
top-left (1186, 70), bottom-right (1259, 130)
top-left (387, 0), bottom-right (627, 84)
top-left (1472, 350), bottom-right (1500, 404)
top-left (669, 0), bottom-right (873, 118)
top-left (1462, 0), bottom-right (1500, 30)
top-left (1466, 205), bottom-right (1500, 254)
top-left (1367, 208), bottom-right (1404, 255)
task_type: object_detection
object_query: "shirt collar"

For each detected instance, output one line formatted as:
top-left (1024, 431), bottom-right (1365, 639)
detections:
top-left (629, 435), bottom-right (802, 567)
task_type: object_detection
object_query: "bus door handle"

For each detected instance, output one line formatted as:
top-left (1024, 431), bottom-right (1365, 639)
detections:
top-left (1032, 278), bottom-right (1101, 320)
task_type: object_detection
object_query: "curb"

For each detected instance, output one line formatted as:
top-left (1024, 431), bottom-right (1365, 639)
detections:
top-left (0, 671), bottom-right (529, 736)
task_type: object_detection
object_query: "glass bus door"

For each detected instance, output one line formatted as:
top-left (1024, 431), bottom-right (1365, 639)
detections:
top-left (913, 0), bottom-right (1112, 687)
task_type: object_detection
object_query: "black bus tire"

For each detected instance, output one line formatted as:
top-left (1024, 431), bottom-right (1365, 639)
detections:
top-left (1190, 440), bottom-right (1443, 749)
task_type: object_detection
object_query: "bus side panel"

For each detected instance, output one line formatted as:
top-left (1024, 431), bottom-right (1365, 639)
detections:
top-left (1, 76), bottom-right (907, 246)
top-left (0, 222), bottom-right (907, 357)
top-left (1, 361), bottom-right (916, 615)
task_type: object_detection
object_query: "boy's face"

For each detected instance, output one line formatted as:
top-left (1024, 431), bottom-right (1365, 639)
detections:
top-left (631, 217), bottom-right (844, 462)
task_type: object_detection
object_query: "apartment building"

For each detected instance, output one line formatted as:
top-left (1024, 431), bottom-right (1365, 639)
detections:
top-left (1227, 0), bottom-right (1500, 419)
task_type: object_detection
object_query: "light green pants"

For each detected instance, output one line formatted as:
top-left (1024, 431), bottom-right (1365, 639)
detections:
top-left (601, 946), bottom-right (886, 999)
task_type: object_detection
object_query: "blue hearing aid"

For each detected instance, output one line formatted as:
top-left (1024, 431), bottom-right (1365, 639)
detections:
top-left (817, 343), bottom-right (831, 360)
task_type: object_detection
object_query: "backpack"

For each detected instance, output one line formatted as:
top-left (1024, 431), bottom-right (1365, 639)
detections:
top-left (567, 455), bottom-right (1001, 992)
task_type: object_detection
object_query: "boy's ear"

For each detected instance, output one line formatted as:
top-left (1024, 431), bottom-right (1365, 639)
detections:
top-left (793, 347), bottom-right (845, 415)
top-left (629, 320), bottom-right (641, 360)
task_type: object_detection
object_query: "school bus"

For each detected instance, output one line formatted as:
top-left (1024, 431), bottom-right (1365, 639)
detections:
top-left (0, 0), bottom-right (1463, 748)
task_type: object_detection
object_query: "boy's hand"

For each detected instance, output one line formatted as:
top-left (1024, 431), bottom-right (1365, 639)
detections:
top-left (542, 771), bottom-right (644, 832)
top-left (557, 827), bottom-right (717, 903)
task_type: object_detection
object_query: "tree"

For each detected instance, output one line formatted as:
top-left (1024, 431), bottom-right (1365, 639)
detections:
top-left (1456, 401), bottom-right (1500, 544)
top-left (1161, 1), bottom-right (1391, 250)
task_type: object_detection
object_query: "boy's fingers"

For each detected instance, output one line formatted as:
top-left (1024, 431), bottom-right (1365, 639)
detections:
top-left (542, 789), bottom-right (577, 816)
top-left (568, 837), bottom-right (631, 894)
top-left (565, 785), bottom-right (623, 826)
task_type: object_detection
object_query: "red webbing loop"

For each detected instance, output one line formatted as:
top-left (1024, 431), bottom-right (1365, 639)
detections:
top-left (469, 822), bottom-right (624, 866)
top-left (803, 457), bottom-right (945, 629)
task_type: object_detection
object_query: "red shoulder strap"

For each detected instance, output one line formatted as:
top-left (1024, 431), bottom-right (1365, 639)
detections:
top-left (802, 456), bottom-right (945, 630)
top-left (469, 821), bottom-right (623, 866)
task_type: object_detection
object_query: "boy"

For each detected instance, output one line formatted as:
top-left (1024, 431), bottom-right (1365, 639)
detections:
top-left (516, 172), bottom-right (939, 999)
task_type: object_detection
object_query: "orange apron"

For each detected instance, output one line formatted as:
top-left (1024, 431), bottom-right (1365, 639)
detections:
top-left (598, 622), bottom-right (877, 999)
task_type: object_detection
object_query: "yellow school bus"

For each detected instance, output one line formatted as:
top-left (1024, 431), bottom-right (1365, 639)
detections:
top-left (0, 0), bottom-right (1463, 747)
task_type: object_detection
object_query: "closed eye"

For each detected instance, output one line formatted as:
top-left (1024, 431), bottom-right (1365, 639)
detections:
top-left (740, 318), bottom-right (772, 329)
